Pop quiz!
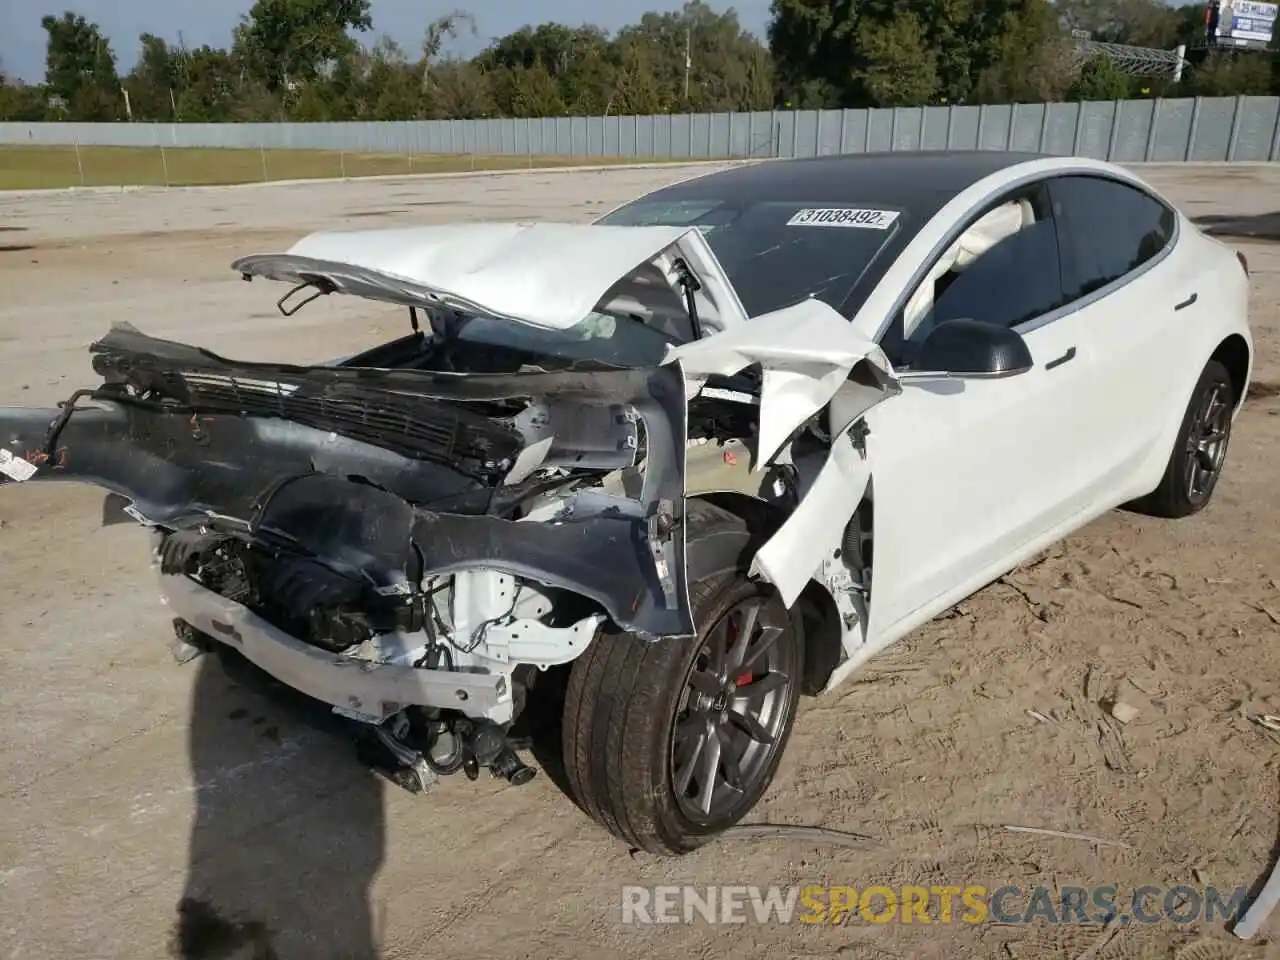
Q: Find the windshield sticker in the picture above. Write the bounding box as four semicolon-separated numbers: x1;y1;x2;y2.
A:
787;208;900;229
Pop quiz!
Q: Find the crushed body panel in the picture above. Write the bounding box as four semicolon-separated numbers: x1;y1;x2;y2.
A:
1;325;692;639
0;226;905;732
667;299;898;618
667;298;900;469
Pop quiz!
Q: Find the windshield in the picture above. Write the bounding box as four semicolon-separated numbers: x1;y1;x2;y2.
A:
597;197;902;318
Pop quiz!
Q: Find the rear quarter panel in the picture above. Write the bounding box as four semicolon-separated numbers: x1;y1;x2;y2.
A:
1130;214;1253;493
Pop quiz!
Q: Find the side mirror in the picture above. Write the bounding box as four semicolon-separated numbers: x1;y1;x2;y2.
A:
908;318;1033;380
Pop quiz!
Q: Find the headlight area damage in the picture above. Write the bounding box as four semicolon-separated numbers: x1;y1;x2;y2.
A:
0;222;900;808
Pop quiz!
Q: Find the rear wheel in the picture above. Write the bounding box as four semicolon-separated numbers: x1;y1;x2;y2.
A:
562;503;802;854
1132;359;1234;518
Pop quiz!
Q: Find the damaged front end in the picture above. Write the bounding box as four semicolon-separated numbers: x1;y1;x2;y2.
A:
0;222;903;793
1;322;694;786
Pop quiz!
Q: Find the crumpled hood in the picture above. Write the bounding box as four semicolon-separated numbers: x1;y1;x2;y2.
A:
233;221;749;332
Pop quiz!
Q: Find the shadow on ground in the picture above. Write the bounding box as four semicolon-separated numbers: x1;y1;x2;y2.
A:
518;664;578;806
172;648;385;960
1193;211;1280;242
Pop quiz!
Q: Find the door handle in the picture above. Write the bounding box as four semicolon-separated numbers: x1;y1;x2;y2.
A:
1045;346;1076;371
1174;293;1198;311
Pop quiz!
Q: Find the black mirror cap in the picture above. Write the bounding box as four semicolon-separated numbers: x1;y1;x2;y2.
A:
915;318;1034;378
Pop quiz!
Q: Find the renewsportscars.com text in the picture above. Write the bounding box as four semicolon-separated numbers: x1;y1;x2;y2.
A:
620;884;1248;926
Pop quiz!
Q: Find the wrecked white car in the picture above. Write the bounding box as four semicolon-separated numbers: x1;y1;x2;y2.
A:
0;152;1253;854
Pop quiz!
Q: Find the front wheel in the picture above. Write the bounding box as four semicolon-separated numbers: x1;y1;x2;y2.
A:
1131;358;1235;519
562;505;802;855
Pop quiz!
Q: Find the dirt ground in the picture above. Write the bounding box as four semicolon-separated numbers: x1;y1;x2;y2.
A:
0;161;1278;960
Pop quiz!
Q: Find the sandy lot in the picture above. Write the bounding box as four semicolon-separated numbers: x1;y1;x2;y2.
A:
0;161;1278;960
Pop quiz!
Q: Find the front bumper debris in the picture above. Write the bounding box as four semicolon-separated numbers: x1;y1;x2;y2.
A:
158;569;517;723
1;324;693;639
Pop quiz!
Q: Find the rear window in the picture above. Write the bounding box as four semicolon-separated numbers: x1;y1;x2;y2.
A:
1048;175;1177;300
597;198;902;318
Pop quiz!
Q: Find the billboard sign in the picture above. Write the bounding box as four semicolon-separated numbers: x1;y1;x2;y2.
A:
1209;0;1278;49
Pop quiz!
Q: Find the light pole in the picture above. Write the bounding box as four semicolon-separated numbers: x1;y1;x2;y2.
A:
683;25;691;100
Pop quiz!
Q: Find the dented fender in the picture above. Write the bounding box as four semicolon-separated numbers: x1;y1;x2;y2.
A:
670;298;898;617
669;298;899;468
751;436;871;609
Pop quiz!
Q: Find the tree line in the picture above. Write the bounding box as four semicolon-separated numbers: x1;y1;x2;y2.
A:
0;0;1276;124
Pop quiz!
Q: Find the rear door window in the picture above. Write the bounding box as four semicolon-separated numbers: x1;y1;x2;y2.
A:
1048;175;1176;302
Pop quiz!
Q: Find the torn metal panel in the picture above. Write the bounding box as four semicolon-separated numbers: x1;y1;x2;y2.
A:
410;502;688;638
249;474;690;637
508;400;640;483
664;300;897;633
826;357;904;436
668;298;898;467
750;434;871;610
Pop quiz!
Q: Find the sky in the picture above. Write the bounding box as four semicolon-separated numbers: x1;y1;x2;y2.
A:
0;0;774;82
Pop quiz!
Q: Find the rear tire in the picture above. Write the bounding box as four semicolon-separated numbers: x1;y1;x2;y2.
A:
1131;359;1234;519
562;502;802;855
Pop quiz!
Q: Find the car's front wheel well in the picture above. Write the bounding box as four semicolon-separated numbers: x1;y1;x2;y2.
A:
1212;334;1251;408
689;491;863;695
795;581;843;695
691;491;786;545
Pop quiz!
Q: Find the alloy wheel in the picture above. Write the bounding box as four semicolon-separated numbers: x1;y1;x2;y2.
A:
1185;381;1231;503
670;594;794;823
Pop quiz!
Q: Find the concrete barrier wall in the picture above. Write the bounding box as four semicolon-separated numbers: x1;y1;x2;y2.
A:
2;96;1279;161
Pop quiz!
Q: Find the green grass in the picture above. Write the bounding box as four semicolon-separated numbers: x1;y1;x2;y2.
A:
0;145;680;191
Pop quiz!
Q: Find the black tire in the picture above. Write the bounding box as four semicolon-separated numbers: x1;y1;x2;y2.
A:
562;501;802;855
1131;358;1235;519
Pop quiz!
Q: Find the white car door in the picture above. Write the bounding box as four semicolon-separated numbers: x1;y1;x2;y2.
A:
860;186;1102;644
1045;175;1191;501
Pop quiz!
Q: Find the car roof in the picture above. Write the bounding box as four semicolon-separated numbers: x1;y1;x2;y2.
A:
604;150;1104;328
646;150;1052;207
